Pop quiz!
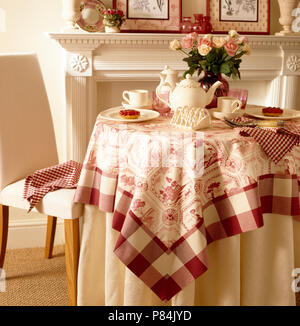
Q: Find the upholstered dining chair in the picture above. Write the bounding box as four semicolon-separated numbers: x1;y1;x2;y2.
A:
0;53;83;306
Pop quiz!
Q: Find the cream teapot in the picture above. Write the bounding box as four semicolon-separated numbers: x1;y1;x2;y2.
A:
156;74;222;111
156;65;180;93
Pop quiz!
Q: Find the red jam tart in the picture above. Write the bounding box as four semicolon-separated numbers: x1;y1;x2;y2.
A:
262;107;283;117
119;109;141;119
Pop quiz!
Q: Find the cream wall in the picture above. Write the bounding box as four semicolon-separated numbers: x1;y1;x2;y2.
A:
0;0;294;248
0;0;65;161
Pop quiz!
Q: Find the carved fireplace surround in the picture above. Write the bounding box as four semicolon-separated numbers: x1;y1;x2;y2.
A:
47;31;300;163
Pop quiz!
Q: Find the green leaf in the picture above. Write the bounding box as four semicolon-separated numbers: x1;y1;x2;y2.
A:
234;51;246;59
221;52;228;61
224;55;234;62
211;64;219;75
220;62;231;75
205;51;216;63
231;67;239;79
183;67;196;78
231;72;238;80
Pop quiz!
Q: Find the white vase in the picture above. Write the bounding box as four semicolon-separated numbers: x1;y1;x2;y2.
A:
105;25;120;33
62;0;81;31
276;0;299;35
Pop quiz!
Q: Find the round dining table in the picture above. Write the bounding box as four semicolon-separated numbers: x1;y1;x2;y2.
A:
74;107;300;306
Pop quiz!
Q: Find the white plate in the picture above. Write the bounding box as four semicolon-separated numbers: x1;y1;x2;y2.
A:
212;110;244;120
99;106;160;123
122;101;153;110
244;106;300;120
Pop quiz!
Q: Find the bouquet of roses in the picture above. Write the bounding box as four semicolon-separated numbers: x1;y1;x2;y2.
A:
102;8;126;28
169;30;251;79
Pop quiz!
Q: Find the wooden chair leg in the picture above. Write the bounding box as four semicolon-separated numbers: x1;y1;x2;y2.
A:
64;219;80;306
0;205;9;269
45;216;57;259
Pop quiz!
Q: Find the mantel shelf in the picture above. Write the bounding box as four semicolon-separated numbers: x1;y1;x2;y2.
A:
47;32;300;50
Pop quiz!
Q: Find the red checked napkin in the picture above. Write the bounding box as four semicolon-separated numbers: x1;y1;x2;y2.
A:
239;121;300;164
23;160;82;212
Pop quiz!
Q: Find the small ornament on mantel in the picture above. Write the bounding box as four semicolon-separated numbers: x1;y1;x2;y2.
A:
102;8;125;33
276;0;300;36
62;0;81;31
292;6;300;33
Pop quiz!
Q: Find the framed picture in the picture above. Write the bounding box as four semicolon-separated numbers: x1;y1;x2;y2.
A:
210;0;270;34
113;0;182;32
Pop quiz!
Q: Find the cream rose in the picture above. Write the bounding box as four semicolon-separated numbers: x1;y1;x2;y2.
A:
228;30;239;38
169;39;182;51
198;44;212;56
242;43;251;55
213;37;226;48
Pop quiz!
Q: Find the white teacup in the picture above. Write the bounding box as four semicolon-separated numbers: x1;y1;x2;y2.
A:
194;108;211;130
122;89;149;106
217;96;242;113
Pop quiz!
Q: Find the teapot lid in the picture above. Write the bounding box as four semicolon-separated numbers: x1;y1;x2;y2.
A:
161;65;178;75
177;74;200;88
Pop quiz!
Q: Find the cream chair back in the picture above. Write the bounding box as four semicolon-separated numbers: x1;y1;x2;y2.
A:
0;53;58;191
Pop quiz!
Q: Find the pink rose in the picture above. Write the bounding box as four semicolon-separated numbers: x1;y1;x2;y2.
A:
117;10;123;16
237;36;248;44
224;37;238;56
198;37;213;48
181;33;197;49
188;32;198;42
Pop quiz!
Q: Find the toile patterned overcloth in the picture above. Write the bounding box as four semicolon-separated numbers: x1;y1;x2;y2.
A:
24;160;82;212
74;115;300;301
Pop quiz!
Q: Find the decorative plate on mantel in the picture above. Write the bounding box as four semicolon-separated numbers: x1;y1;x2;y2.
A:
77;0;106;33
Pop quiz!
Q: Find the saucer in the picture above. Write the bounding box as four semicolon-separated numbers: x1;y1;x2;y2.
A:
122;101;153;110
211;109;244;120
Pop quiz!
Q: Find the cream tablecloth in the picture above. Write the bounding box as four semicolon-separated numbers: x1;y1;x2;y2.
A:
75;114;300;305
78;208;300;306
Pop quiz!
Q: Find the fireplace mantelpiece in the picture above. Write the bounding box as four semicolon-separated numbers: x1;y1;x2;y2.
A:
47;32;300;162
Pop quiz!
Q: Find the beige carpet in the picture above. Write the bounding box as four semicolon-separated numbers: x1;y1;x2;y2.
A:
0;246;68;306
0;246;299;306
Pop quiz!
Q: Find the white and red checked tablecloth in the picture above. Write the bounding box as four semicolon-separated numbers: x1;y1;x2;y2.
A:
239;120;300;164
74;114;300;301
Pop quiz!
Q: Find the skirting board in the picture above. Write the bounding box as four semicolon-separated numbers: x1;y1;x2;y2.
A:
7;217;65;249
